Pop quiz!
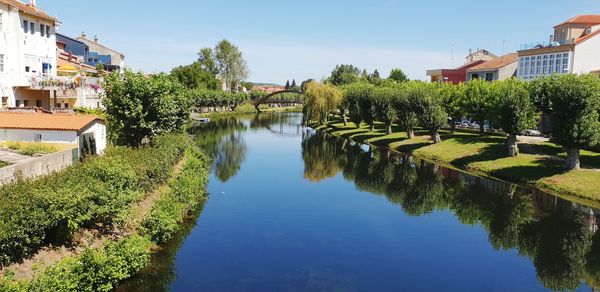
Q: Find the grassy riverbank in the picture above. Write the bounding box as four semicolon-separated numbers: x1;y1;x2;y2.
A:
315;119;600;201
0;134;212;291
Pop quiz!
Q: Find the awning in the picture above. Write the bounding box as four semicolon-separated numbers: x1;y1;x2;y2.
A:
58;65;78;73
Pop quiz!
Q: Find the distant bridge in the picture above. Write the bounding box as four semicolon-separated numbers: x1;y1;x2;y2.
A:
254;90;303;112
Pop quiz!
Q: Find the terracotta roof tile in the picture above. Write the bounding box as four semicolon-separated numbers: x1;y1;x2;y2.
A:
0;112;103;132
0;0;57;22
555;15;600;27
467;53;518;71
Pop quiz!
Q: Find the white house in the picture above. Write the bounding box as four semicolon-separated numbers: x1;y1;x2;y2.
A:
517;15;600;80
0;0;59;109
0;111;106;155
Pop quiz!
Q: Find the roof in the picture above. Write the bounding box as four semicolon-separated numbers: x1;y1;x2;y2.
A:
0;112;103;132
0;0;57;22
426;60;486;76
468;53;518;71
576;29;600;45
77;36;125;58
555;15;600;27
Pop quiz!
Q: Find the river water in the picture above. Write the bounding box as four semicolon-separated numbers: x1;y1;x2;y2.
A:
119;112;600;291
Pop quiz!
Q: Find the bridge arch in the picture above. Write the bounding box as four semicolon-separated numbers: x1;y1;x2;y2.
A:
254;90;303;112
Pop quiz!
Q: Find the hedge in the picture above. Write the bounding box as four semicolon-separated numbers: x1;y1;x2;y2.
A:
0;134;191;266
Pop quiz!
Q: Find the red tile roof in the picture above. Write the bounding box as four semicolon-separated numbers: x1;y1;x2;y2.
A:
555;15;600;27
0;112;103;132
0;0;57;22
467;53;518;71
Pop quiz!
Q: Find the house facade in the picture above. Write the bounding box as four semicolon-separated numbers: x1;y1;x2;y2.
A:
517;15;600;80
0;0;58;109
466;53;518;81
426;49;497;84
76;33;125;72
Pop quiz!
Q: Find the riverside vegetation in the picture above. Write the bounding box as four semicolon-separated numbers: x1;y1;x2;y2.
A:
303;73;600;201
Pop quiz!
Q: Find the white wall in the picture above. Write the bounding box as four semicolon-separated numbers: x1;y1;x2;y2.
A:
572;36;600;74
0;128;77;144
81;122;106;154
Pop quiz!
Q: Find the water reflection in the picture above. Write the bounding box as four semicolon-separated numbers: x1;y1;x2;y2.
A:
301;130;600;290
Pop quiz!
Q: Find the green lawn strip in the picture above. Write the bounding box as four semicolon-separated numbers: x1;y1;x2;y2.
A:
467;154;566;183
519;141;600;168
539;170;600;201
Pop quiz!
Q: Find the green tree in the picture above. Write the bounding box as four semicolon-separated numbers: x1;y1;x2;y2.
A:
285;80;291;90
303;82;343;124
494;79;537;157
464;79;496;135
414;83;447;143
170;62;219;90
103;71;192;147
343;83;373;128
388;68;409;83
439;82;466;133
371;87;396;134
547;74;600;169
291;79;298;90
393;82;420;139
198;39;249;92
327;64;362;86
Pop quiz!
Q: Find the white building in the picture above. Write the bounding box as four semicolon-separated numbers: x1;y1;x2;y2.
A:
0;111;106;155
517;15;600;80
0;0;59;109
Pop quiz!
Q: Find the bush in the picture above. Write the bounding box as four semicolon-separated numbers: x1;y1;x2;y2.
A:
0;134;191;266
143;147;211;244
27;235;152;292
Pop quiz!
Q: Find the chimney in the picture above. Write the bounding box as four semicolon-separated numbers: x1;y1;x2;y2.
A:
81;31;87;38
30;0;36;7
94;35;99;43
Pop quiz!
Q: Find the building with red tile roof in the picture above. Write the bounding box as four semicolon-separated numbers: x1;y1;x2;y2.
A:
426;49;497;84
466;53;518;81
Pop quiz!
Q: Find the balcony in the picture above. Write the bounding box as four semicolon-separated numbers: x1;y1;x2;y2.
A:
28;75;102;92
519;39;575;51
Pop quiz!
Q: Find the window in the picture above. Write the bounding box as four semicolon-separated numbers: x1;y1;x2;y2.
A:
485;72;494;81
23;20;29;33
30;22;34;35
34;133;42;142
40;24;44;36
46;25;50;38
23;100;29;107
36;100;42;107
25;66;30;72
471;73;479;80
0;11;3;31
0;54;4;72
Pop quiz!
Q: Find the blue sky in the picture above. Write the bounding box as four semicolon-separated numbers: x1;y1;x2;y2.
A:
43;0;600;84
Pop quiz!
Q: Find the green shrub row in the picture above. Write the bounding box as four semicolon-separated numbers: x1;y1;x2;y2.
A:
0;235;152;292
0;134;191;266
143;147;211;244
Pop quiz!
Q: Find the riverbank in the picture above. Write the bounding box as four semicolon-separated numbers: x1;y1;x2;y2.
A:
196;101;302;117
314;119;600;202
0;135;212;291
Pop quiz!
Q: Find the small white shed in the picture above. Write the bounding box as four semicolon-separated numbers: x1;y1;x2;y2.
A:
0;112;106;156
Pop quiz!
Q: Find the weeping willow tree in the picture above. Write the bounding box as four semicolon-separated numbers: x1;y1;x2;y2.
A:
303;82;342;125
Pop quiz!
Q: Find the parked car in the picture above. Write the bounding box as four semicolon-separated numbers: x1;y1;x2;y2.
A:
523;129;541;136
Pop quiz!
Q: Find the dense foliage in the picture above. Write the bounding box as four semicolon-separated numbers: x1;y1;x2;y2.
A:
170;61;220;90
198;39;249;92
190;88;250;109
103;72;193;146
303;82;343;124
0;134;191;266
494;79;537;156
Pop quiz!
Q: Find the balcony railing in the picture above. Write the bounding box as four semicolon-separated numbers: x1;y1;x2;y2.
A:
28;74;102;91
519;39;576;51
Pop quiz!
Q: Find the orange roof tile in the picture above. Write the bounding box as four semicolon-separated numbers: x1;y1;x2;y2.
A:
467;53;518;71
555;15;600;27
0;112;103;132
0;0;57;22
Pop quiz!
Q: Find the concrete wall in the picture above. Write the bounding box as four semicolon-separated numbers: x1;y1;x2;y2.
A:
0;148;77;185
498;62;518;80
81;123;107;154
0;128;78;144
572;35;600;74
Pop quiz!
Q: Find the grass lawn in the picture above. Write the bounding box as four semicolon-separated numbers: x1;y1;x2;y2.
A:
316;118;600;202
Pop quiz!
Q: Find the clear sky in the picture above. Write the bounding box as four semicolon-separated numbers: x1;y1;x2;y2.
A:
43;0;600;84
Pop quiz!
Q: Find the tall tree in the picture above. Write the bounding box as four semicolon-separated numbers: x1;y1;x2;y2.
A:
464;79;496;135
439;82;466;133
494;79;537;157
285;80;291;90
291;79;298;90
327;64;362;86
393;83;419;139
388;68;409;83
170;62;219;90
413;83;447;143
198;39;249;92
547;74;600;169
371;87;396;134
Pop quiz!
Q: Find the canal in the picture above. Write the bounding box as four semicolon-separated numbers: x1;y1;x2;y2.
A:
119;112;600;291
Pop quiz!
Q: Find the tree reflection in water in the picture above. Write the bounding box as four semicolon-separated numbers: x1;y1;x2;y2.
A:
301;130;600;290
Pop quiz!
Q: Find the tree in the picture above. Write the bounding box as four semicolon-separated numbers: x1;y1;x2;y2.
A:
414;83;447;143
494;79;537;157
285;80;291;90
529;76;555;134
371;87;396;134
303;82;342;124
393;82;420;139
170;62;220;90
291;79;298;90
198;39;249;92
388;68;409;83
327;64;362;86
103;71;192;147
547;74;600;169
464;79;496;135
439;82;466;133
343;83;373;128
